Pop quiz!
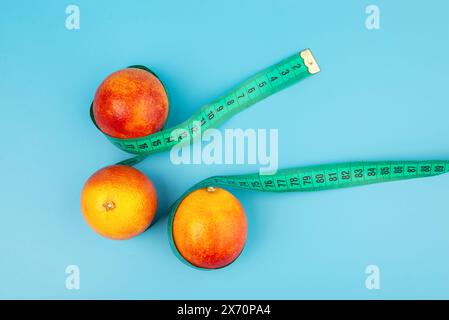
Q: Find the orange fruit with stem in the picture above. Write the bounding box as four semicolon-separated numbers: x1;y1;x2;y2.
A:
172;187;247;269
81;165;157;240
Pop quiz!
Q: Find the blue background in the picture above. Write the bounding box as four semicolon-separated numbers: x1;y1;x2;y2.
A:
1;0;448;299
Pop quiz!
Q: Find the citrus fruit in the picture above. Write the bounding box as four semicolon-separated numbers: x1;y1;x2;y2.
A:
93;67;169;139
81;165;157;240
172;187;247;269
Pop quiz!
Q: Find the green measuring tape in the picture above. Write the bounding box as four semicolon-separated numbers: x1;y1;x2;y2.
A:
90;48;448;270
167;160;449;269
91;49;320;166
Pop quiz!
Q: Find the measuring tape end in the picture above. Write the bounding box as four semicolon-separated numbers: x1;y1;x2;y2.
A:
300;49;320;74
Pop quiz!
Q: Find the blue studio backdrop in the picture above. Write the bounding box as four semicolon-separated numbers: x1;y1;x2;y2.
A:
0;0;448;299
